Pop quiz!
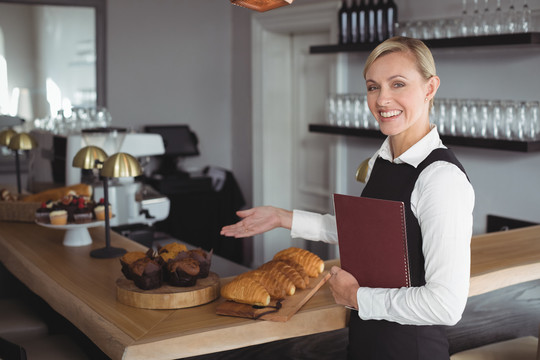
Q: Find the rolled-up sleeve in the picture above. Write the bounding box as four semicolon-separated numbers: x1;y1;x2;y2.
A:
291;210;338;245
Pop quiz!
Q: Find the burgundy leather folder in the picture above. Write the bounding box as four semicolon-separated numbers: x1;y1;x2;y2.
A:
333;193;411;288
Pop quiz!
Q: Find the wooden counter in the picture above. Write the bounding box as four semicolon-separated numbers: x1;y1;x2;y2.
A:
0;222;539;359
0;223;347;360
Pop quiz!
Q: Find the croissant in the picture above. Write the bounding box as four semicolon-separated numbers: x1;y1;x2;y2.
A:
259;260;306;290
221;277;270;306
238;270;286;300
277;258;310;286
273;247;324;278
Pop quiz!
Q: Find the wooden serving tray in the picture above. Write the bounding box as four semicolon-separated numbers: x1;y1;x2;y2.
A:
116;272;220;309
216;271;331;322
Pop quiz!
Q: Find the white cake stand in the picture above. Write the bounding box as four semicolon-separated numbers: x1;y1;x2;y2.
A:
36;220;105;247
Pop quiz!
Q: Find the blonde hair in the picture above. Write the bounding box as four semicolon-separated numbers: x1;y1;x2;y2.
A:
363;36;437;109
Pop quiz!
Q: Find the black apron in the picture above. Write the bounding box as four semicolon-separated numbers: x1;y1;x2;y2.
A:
347;148;468;360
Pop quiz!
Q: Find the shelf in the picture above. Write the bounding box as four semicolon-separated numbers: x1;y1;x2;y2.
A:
309;124;540;152
309;32;540;54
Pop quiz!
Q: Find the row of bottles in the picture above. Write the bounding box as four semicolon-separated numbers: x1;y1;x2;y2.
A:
338;0;398;45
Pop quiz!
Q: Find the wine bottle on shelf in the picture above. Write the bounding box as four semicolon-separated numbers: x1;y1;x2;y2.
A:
366;0;376;43
338;0;350;44
350;0;359;43
386;0;398;38
358;0;368;43
376;0;387;42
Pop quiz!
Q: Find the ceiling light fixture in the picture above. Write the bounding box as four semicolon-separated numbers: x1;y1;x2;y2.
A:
230;0;294;12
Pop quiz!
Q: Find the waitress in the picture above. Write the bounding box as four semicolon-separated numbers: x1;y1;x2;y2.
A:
221;36;475;359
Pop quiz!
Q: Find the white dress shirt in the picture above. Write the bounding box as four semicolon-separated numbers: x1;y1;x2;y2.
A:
290;126;475;326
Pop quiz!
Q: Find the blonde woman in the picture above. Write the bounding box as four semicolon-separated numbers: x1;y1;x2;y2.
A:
222;37;474;359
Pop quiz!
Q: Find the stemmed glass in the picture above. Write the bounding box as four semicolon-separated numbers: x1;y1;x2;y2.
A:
472;0;481;36
520;0;532;33
460;0;471;37
491;0;503;34
507;0;517;34
480;0;491;35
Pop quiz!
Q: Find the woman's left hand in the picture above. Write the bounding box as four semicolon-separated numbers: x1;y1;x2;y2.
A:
328;266;360;310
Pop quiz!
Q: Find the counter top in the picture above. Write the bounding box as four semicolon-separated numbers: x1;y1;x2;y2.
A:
0;222;539;359
0;223;346;360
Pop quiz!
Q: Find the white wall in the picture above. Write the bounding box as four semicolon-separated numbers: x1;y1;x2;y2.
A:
107;0;234;174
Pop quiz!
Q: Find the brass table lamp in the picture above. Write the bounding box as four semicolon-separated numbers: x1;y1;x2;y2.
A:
6;132;37;194
73;150;142;259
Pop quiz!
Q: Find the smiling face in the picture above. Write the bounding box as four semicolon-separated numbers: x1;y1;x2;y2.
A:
365;50;439;151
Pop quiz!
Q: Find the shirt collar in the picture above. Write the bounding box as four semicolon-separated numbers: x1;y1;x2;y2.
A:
375;125;444;168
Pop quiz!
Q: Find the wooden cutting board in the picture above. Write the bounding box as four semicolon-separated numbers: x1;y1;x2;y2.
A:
116;272;220;309
215;271;331;322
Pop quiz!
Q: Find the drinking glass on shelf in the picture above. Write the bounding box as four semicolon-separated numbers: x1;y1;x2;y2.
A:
502;100;516;140
478;100;490;138
460;0;472;37
468;100;480;137
506;0;518;34
514;101;527;140
491;0;504;34
520;0;532;33
458;99;469;136
448;99;459;136
490;100;503;139
352;95;362;128
471;0;482;36
480;0;492;35
525;101;540;140
326;94;337;125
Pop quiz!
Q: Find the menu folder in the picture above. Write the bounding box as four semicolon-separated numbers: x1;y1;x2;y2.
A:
333;194;411;288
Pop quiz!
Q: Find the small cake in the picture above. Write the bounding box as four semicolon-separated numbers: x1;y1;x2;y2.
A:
166;257;200;287
120;250;162;290
94;203;112;221
188;248;213;278
49;210;68;225
35;202;52;224
73;198;92;224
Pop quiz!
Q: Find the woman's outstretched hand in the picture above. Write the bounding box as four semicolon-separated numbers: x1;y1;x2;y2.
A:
220;206;293;238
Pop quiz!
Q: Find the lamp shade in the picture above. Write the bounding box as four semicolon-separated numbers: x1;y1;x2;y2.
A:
0;129;17;147
100;152;142;178
230;0;293;12
8;132;37;151
72;146;108;169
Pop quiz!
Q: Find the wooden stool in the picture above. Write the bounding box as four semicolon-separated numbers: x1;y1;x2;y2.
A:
0;299;48;342
450;336;539;360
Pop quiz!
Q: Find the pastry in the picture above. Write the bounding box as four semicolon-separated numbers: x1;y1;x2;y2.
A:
35;202;52;224
166;257;200;287
188;248;213;278
94;200;112;221
273;247;324;278
120;250;162;290
49;210;67;225
237;270;286;300
73;198;92;224
21;183;92;203
259;260;306;290
221;277;270;307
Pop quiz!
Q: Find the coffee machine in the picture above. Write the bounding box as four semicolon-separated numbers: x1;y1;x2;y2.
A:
30;129;170;227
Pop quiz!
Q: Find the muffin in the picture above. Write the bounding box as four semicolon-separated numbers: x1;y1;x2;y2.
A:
49;210;68;225
120;250;162;290
188;248;213;279
166;257;200;287
94;204;112;221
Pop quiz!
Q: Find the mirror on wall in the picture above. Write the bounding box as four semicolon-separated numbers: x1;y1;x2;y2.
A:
0;0;106;174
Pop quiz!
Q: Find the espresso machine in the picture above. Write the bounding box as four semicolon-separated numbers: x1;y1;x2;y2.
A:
29;128;171;228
